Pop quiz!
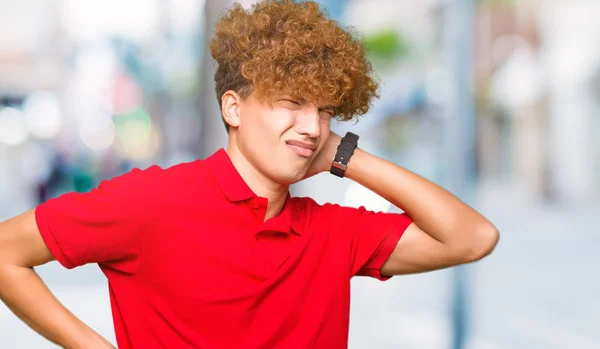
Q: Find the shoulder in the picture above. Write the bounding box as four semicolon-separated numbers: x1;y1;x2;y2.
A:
98;159;210;201
116;158;208;185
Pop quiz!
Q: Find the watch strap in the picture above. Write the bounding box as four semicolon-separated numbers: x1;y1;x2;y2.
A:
330;132;359;178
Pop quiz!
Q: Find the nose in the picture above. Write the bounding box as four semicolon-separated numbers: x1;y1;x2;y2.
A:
294;109;320;139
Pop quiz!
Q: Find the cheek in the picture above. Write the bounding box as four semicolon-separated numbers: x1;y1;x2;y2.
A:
244;112;275;137
320;119;331;137
265;111;296;138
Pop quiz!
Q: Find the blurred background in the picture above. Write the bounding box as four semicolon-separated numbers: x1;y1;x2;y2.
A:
0;0;598;348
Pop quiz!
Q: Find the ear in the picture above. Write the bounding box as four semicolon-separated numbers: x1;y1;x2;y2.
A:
221;90;242;129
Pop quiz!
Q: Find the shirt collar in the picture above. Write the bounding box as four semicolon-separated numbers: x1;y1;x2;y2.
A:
205;148;301;235
205;148;256;202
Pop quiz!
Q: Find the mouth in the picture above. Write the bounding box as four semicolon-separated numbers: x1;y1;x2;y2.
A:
286;140;316;158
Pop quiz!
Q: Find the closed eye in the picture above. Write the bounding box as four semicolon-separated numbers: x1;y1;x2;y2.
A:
280;99;300;105
319;108;335;118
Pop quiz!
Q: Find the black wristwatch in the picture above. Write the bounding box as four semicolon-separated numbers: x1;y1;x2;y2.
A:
330;132;359;178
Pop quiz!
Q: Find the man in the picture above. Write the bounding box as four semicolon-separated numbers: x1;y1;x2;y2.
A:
0;1;499;348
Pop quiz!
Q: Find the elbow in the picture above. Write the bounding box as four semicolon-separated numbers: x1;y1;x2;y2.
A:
463;223;500;263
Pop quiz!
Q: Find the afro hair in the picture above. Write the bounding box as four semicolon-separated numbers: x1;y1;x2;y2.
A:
210;0;380;130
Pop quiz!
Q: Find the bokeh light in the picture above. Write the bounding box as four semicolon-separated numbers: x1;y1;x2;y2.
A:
80;118;116;151
115;108;157;159
22;92;63;139
0;107;29;146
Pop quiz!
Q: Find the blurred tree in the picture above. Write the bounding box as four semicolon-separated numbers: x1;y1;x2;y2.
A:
363;28;411;68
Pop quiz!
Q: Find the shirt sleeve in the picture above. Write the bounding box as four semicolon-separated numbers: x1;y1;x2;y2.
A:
35;167;158;272
329;204;413;281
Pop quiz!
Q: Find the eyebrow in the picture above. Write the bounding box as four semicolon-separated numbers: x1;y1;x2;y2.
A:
280;96;334;111
318;105;335;112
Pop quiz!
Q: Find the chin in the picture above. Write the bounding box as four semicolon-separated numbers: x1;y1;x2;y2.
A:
272;168;307;186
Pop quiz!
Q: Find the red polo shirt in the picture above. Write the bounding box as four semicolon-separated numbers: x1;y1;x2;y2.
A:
35;149;412;348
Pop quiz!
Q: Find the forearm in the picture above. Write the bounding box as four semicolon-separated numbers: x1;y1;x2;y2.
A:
0;265;113;349
345;148;495;244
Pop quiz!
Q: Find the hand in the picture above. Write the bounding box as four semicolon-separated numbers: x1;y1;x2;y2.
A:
303;132;341;179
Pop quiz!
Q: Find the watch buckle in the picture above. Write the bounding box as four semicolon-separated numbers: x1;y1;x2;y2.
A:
331;161;347;171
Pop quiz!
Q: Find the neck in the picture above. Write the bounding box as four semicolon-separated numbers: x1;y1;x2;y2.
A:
226;144;289;220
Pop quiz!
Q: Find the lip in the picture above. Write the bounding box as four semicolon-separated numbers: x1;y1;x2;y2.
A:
286;140;316;157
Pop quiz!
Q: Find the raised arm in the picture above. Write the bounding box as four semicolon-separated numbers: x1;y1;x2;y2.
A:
345;146;499;275
0;210;115;348
308;132;499;276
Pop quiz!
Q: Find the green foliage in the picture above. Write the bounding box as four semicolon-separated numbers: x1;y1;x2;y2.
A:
363;28;410;62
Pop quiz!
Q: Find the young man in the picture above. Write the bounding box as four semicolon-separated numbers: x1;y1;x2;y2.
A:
0;1;498;348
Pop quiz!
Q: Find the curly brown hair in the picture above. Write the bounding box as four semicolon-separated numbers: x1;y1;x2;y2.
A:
210;0;379;131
